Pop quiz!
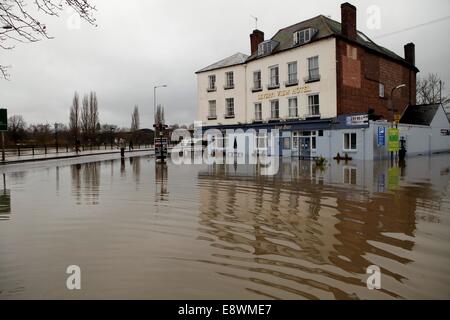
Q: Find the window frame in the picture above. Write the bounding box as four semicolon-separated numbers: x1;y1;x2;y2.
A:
208;75;216;91
343;132;358;152
288;97;298;118
308;56;320;80
294;28;311;45
269;65;279;88
270;99;280;119
254;102;262;121
253;70;262;90
307;94;320;116
208;100;217;119
225;98;235;118
225;72;234;89
287;61;298;84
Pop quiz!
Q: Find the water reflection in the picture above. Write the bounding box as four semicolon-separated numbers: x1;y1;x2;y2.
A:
196;157;450;299
71;162;101;205
155;163;168;201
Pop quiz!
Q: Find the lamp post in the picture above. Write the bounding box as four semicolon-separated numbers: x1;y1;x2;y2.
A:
154;85;167;123
389;84;406;162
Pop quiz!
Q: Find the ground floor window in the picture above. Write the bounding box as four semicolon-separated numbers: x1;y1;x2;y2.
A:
343;166;357;184
343;132;357;151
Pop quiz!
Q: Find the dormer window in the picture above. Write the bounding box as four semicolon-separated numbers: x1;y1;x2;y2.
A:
294;28;315;45
258;41;272;56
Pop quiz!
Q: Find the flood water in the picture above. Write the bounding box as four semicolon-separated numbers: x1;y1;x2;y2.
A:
0;153;449;299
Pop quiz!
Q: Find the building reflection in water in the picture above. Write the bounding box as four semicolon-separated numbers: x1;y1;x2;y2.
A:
196;156;450;299
71;162;101;205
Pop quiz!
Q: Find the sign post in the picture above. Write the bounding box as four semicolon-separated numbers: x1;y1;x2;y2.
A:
388;128;400;153
0;109;7;162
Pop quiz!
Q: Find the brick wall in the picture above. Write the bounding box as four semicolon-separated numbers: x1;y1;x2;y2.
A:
336;38;417;121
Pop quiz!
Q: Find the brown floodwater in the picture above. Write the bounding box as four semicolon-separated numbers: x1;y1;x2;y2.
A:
0;153;449;299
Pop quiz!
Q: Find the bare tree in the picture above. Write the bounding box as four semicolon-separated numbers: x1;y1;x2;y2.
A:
155;104;165;125
80;94;89;142
89;91;99;140
69;91;80;142
0;0;96;79
416;73;450;111
7;114;26;144
131;105;140;132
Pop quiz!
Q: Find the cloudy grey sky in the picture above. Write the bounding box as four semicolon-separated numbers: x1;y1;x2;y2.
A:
1;0;449;129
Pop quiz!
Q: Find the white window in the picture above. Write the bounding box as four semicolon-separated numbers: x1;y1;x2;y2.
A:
294;28;312;45
271;100;279;119
379;83;385;98
258;41;272;56
208;75;216;91
254;103;262;121
208;100;216;119
253;71;261;90
343;133;357;151
343;166;357;184
308;94;320;116
308;56;319;80
287;62;298;84
269;66;279;87
288;97;298;118
225;98;234;117
225;72;234;88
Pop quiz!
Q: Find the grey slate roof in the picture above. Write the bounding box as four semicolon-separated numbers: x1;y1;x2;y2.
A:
400;104;440;126
196;52;249;74
196;15;418;74
247;15;418;71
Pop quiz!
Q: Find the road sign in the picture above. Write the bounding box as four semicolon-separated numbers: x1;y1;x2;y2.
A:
0;109;7;131
377;127;386;147
388;128;400;152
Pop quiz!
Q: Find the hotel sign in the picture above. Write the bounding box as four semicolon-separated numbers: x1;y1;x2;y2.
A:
346;114;368;126
257;85;311;101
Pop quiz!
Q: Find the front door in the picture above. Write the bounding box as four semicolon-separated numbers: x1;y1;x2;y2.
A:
299;137;311;159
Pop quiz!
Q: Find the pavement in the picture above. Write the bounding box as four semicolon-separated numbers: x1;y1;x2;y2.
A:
0;148;155;165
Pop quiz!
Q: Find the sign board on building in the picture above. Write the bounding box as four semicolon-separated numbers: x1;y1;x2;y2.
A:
388;128;400;152
0;109;7;131
377;127;386;147
346;114;369;126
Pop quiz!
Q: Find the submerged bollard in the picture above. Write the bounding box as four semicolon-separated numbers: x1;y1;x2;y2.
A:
120;147;125;158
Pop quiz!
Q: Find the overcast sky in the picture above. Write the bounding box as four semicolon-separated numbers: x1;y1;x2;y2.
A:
1;0;449;129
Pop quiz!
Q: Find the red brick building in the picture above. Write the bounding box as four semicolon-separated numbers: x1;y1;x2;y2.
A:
336;3;418;120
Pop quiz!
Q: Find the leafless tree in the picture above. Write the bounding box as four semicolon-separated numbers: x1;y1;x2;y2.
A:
416;73;450;111
131;105;140;132
80;94;89;142
89;91;99;139
0;0;96;79
155;104;165;125
7;114;26;143
69;91;80;141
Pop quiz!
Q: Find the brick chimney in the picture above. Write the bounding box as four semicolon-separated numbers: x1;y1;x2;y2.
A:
250;29;264;55
341;2;357;40
404;43;415;65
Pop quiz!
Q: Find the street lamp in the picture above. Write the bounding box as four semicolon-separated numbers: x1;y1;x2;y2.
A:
390;84;406;126
389;84;406;163
153;85;167;124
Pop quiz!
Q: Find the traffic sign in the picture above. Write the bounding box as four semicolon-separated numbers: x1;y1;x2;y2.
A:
0;109;7;131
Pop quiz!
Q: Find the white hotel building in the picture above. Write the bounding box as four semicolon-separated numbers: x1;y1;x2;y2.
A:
195;3;449;159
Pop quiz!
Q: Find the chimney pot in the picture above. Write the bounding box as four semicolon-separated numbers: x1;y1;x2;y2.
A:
250;29;264;55
404;43;415;66
341;2;357;40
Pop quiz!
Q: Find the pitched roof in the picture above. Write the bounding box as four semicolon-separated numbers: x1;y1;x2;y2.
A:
400;104;440;126
196;52;248;74
246;15;418;72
